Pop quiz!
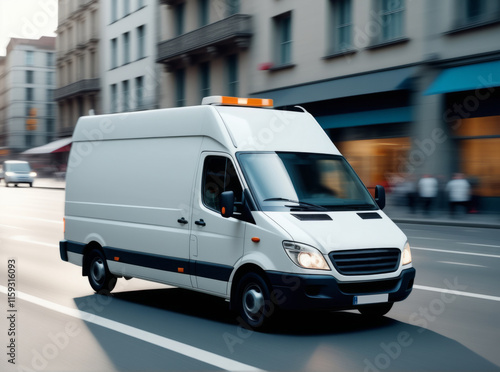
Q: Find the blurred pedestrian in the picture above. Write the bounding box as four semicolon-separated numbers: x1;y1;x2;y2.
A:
406;175;418;213
418;174;438;214
446;173;471;217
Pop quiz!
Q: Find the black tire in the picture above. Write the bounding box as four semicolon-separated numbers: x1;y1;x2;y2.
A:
29;183;33;187
236;272;276;330
87;249;117;293
5;182;8;187
358;302;393;317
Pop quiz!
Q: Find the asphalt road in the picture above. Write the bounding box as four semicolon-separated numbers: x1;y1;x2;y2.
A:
1;186;499;371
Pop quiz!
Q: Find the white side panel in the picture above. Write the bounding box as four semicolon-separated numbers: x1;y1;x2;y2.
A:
65;136;203;287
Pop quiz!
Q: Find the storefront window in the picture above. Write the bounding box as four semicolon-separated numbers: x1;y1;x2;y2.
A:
454;116;500;197
336;137;411;189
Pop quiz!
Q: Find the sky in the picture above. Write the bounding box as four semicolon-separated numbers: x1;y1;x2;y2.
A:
0;0;58;56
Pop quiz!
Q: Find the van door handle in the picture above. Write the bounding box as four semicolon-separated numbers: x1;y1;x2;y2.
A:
177;217;188;225
195;219;206;227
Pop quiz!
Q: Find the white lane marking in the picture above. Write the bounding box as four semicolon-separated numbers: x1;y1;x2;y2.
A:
0;286;262;372
437;261;486;268
10;236;59;248
9;215;62;224
414;285;500;302
412;246;500;259
458;242;500;249
0;224;24;230
408;236;449;241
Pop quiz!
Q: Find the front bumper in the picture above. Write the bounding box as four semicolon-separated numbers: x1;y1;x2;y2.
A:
267;267;415;310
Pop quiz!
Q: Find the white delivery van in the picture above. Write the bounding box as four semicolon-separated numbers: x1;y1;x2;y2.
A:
60;96;415;329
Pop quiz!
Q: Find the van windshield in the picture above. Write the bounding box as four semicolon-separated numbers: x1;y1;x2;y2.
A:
238;152;378;211
5;162;31;172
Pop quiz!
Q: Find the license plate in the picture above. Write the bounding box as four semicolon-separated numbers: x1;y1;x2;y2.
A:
353;293;388;305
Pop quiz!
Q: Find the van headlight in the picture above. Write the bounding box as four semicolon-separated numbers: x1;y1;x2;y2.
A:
30;172;37;177
5;172;14;177
402;242;412;265
283;241;330;270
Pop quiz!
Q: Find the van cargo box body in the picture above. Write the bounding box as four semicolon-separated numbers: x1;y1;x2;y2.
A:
60;97;415;329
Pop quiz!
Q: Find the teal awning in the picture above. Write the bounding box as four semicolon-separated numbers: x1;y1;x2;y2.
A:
316;107;412;129
251;67;416;107
424;60;500;95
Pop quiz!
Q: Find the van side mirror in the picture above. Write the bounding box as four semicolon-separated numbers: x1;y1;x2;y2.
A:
375;185;386;210
220;191;234;218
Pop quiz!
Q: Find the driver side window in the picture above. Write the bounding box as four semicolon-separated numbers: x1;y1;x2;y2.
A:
202;156;243;212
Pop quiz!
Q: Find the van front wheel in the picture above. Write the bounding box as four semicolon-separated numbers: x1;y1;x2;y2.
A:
236;272;275;331
87;249;117;294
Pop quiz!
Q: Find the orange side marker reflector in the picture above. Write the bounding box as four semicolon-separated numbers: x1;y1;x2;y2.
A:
178;267;185;273
251;237;261;243
114;257;120;261
222;207;226;215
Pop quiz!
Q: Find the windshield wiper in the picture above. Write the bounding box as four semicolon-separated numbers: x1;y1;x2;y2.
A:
263;198;328;211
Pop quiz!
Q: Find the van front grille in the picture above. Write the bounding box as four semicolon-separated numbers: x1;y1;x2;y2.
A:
329;248;400;275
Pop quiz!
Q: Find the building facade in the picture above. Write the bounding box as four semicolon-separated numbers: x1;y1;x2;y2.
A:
55;0;100;138
101;0;160;114
157;0;500;209
157;0;250;107
0;37;56;153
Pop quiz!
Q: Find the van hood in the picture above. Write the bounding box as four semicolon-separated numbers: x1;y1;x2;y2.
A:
264;210;407;253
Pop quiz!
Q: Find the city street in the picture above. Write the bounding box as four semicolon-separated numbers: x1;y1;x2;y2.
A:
1;186;499;371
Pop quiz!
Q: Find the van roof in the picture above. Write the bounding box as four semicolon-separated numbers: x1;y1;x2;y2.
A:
72;105;339;155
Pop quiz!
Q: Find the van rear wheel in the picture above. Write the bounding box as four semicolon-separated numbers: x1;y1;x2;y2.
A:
87;249;117;294
236;272;275;331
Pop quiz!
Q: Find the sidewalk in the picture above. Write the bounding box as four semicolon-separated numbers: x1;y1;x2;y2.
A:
33;177;500;229
33;176;66;190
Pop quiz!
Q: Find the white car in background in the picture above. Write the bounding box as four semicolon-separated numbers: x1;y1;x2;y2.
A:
0;160;37;187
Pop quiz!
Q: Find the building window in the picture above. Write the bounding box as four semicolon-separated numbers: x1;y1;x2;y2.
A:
456;0;500;27
46;52;54;66
274;12;292;66
26;51;34;66
123;32;130;64
46;71;54;85
329;0;352;53
199;0;209;26
137;25;145;59
378;0;405;42
226;55;238;96
67;61;73;83
90;51;97;77
111;38;118;68
135;76;144;109
227;0;240;16
46;118;54;142
111;0;118;21
175;69;185;107
111;84;118;113
47;89;54;101
124;0;130;17
200;62;210;101
46;103;54;117
78;54;85;80
26;87;34;101
26;71;34;84
175;3;185;36
122;80;130;111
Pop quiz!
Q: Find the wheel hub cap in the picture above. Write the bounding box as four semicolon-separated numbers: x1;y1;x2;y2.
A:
91;258;105;284
244;287;264;318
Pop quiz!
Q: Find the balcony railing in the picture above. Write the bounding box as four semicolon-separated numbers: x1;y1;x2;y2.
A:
54;78;100;101
157;14;252;68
